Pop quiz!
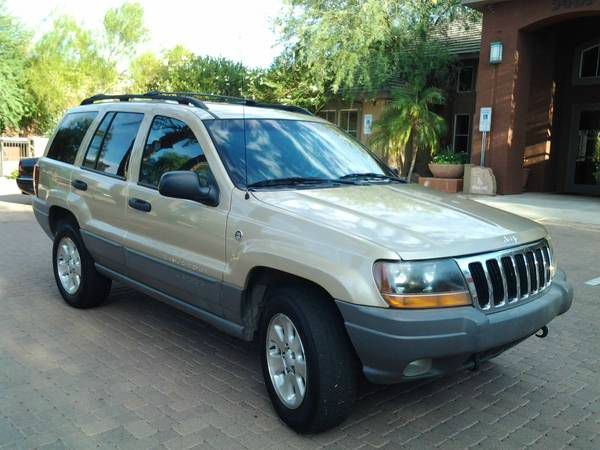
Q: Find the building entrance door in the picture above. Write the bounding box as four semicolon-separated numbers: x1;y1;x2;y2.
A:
567;106;600;194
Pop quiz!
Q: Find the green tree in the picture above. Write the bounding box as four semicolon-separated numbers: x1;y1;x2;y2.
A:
23;16;116;133
130;46;249;97
370;84;447;182
24;3;148;133
246;50;329;111
277;0;478;95
103;1;147;63
0;1;30;134
129;51;163;92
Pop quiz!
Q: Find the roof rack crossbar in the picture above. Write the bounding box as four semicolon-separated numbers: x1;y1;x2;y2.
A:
147;91;314;117
147;91;247;104
80;93;218;118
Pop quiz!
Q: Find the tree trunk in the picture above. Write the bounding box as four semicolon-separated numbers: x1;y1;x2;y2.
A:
407;134;418;184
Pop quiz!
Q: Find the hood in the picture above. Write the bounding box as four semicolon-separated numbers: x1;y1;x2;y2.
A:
252;184;547;260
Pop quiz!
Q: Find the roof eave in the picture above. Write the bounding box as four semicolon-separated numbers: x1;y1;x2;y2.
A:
462;0;512;10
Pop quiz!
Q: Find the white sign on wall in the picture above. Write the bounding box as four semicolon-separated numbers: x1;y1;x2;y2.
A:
479;107;492;132
363;114;373;135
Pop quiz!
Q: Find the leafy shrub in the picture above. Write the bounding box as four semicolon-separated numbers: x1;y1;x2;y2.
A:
431;149;467;165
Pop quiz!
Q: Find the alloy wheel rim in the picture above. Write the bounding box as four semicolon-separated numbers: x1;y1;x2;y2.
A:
266;313;307;409
56;237;82;295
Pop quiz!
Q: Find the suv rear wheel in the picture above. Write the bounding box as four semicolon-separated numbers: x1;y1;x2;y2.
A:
259;284;358;433
52;221;111;308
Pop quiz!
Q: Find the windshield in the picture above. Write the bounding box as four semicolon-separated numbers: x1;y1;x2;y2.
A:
203;119;395;188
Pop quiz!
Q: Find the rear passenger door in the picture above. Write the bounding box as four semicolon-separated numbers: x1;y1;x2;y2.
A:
39;111;98;208
123;113;228;315
70;111;145;272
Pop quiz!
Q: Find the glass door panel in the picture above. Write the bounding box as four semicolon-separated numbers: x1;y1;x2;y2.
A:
568;107;600;194
574;110;600;186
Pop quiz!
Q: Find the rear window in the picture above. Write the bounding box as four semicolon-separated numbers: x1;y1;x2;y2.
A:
47;112;98;164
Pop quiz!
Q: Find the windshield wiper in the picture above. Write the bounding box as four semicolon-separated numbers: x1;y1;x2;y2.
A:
339;173;406;183
247;177;357;189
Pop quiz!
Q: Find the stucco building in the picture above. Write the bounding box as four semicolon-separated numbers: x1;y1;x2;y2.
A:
321;0;600;195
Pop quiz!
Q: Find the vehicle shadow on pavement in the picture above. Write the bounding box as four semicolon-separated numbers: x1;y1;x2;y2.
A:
0;193;33;206
102;283;506;439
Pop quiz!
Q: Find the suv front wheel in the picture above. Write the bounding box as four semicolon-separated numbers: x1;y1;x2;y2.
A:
259;284;358;433
52;221;111;308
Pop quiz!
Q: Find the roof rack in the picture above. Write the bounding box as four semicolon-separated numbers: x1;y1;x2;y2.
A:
80;92;314;118
80;93;219;118
148;91;314;117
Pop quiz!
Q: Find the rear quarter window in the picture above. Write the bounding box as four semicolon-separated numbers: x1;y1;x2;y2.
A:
46;112;98;164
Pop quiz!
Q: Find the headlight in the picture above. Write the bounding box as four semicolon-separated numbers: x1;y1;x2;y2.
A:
373;260;472;309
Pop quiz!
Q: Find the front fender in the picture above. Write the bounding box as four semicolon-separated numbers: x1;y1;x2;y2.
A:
224;190;395;308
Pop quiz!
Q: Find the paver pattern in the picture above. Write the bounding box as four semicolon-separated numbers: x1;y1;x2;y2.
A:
0;193;599;449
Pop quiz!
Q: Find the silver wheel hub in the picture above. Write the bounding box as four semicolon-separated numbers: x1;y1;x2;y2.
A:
266;313;307;409
56;237;81;295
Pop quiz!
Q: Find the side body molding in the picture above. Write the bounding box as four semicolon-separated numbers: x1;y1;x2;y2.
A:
81;229;248;339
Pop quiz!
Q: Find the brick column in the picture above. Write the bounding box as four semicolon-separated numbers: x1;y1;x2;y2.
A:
472;20;533;194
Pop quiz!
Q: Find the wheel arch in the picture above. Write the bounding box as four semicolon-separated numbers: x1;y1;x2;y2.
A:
240;266;342;341
49;206;79;236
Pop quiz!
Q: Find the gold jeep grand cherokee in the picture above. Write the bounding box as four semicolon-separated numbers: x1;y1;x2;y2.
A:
32;92;573;433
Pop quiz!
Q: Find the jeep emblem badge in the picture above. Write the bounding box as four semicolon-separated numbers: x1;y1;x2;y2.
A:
503;234;518;245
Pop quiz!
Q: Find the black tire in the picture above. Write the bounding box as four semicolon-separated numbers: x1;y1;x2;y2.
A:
52;221;111;308
259;284;358;434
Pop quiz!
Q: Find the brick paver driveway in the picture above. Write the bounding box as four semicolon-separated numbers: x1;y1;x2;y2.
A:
1;191;599;449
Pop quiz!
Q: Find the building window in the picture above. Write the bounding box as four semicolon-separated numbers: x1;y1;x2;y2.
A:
339;110;359;138
317;110;337;124
453;114;470;153
457;67;474;93
580;44;600;79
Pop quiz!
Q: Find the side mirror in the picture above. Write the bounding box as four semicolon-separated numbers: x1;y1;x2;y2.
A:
158;171;219;207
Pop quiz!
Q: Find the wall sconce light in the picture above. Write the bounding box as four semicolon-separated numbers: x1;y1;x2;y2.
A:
490;41;503;64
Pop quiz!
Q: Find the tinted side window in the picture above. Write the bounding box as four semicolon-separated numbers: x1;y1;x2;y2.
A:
84;112;115;169
47;112;98;164
94;112;144;177
140;116;210;188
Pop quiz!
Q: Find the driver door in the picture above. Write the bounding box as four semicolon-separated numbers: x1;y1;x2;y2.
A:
123;112;229;315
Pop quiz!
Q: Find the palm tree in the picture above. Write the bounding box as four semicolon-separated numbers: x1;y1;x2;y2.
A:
370;84;447;182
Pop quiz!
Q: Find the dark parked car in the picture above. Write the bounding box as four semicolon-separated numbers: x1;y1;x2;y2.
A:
16;157;38;195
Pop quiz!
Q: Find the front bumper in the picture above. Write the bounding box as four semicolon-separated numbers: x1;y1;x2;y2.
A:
336;270;573;384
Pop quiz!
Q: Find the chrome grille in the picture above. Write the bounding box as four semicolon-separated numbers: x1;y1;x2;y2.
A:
456;241;553;312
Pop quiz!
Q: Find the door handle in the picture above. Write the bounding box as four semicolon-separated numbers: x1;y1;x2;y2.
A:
71;179;88;191
128;198;152;212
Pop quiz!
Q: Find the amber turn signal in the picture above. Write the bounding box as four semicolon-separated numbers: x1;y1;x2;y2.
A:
383;292;472;309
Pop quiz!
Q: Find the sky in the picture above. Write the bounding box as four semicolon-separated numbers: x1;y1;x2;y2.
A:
5;0;285;68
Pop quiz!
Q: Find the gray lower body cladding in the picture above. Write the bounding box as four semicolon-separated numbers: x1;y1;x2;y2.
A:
31;200;248;340
32;197;52;238
336;270;573;384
